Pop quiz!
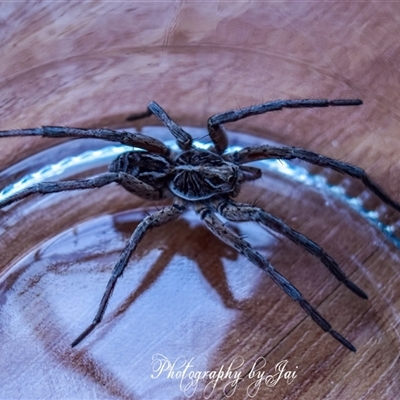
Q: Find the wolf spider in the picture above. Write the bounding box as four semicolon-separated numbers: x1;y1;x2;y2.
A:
1;98;399;352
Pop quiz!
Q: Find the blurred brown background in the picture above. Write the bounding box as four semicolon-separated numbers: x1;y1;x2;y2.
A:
0;2;399;399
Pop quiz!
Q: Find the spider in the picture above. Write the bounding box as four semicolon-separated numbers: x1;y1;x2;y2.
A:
1;98;399;352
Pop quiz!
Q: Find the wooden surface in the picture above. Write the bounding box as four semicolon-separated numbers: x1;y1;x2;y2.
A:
0;2;399;399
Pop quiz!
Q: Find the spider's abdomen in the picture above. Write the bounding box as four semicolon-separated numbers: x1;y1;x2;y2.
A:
170;149;242;201
109;151;172;188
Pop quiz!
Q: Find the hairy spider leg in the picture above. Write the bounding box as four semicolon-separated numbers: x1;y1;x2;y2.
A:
0;173;120;209
71;199;186;347
117;172;171;200
231;145;400;213
0;126;170;156
127;101;193;151
197;204;356;352
207;99;362;154
0;168;173;208
216;199;368;299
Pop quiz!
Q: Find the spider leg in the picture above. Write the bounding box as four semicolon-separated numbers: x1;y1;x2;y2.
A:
118;172;172;200
207;99;362;154
230;145;400;212
0;172;120;209
71;198;186;347
127;101;193;151
0;126;170;156
216;199;367;299
239;165;262;182
196;203;356;352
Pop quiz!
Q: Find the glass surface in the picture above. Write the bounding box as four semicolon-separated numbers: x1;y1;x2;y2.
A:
0;128;399;399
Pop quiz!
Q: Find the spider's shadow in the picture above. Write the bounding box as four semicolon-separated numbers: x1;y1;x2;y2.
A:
108;214;244;322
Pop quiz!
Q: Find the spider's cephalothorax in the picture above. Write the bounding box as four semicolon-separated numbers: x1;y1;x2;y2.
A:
170;149;245;200
1;98;399;352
